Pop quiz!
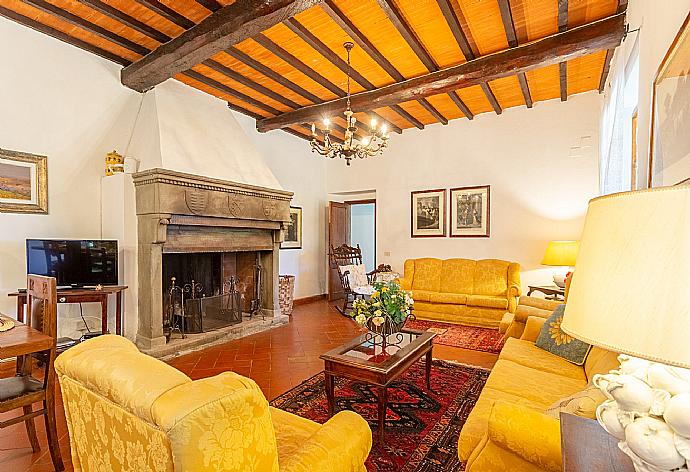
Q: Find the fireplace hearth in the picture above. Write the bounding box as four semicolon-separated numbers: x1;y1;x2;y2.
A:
132;168;293;354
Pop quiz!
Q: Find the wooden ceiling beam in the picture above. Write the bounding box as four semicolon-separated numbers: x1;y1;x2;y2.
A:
0;5;132;65
599;0;628;92
196;0;223;12
80;0;171;43
435;0;502;114
283;17;430;128
121;0;322;92
226;46;322;103
224;102;339;144
202;59;301;109
182;70;283;116
134;0;195;29
23;0;149;55
257;13;626;132
497;0;532;108
321;1;448;125
377;0;472;119
558;0;568;101
251;34;403;133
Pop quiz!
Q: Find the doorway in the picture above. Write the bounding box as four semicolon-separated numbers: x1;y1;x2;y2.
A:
348;200;376;271
327;196;377;301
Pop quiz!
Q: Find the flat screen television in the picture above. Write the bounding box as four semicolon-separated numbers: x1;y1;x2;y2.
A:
26;239;119;287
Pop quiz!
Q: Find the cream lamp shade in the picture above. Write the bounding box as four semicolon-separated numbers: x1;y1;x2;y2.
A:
541;240;580;266
561;186;690;369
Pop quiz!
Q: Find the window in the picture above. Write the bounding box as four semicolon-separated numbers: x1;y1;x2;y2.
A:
600;38;640;194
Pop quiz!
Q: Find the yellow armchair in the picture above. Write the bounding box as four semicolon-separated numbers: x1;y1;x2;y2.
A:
465;402;562;472
55;335;372;472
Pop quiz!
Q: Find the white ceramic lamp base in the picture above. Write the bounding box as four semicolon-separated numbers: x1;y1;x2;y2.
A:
594;355;690;472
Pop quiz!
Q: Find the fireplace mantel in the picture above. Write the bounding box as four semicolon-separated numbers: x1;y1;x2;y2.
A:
132;168;293;350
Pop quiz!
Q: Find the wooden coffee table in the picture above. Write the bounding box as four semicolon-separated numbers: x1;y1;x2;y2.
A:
320;328;436;444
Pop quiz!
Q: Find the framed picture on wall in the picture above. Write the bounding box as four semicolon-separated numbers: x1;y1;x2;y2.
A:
450;185;490;237
649;12;690;187
281;206;302;249
0;148;48;214
411;189;446;238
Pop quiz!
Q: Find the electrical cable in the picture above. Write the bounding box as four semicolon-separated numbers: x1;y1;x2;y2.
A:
79;302;92;333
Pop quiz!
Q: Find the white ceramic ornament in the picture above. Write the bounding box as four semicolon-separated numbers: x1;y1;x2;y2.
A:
648;364;690;396
594;373;656;413
596;400;626;440
619;355;653;380
663;393;690;437
624;417;686;470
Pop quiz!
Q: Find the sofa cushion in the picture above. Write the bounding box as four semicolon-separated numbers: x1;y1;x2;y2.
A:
458;386;548;461
473;259;509;296
544;385;607;420
467;295;509;310
410;290;435;302
535;305;591;366
270;407;320;459
411;258;443;292
499;338;586;382
429;292;468;304
440;258;476;294
484;360;586;404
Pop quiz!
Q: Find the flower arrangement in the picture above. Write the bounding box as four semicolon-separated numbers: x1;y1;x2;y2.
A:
351;281;414;335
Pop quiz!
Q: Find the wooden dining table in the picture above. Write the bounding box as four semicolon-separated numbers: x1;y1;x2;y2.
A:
0;317;55;361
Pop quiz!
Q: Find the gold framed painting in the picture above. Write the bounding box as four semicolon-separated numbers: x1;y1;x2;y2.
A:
281;206;302;249
0;148;48;214
450;185;490;238
649;12;690;187
411;189;446;238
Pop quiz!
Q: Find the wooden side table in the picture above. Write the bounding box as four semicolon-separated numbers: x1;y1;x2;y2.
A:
527;284;565;300
9;285;128;336
560;413;634;472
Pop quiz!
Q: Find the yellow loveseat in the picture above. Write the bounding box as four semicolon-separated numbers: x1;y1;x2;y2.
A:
458;316;620;472
398;258;521;328
55;335;372;472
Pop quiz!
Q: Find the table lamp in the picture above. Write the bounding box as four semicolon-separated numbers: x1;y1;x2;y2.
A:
541;240;579;288
561;186;690;472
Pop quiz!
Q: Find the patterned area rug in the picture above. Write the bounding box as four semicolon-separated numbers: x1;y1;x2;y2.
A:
404;320;505;354
270;360;489;472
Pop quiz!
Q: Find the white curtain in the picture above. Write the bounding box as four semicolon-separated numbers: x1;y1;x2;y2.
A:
599;39;640;195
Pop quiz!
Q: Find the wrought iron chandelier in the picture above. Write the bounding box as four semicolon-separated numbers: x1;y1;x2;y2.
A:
310;42;390;166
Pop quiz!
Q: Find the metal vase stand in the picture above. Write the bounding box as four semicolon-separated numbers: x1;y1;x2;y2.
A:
363;313;416;351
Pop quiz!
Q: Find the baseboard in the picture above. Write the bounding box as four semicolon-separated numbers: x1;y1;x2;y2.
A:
293;293;327;306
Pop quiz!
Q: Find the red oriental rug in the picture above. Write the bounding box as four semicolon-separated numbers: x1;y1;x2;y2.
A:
270;360;489;472
404;319;505;354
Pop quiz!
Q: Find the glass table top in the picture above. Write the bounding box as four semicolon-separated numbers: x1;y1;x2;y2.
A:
321;329;435;369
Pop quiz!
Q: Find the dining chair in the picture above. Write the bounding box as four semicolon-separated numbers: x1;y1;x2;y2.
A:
0;275;64;471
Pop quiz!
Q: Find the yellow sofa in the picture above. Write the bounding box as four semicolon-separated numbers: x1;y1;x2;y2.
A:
55;335;372;472
458;316;620;472
499;296;560;339
398;258;521;328
500;275;572;339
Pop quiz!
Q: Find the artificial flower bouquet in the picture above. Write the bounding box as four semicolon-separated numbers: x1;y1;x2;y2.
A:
351;281;414;335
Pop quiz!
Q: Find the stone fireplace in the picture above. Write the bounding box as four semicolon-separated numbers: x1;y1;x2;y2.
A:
132;168;293;352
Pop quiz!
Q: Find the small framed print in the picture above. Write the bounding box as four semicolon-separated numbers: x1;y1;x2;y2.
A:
0;148;48;214
281;206;302;249
450;185;490;238
411;189;446;238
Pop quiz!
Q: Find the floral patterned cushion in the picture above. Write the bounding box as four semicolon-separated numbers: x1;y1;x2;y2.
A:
535;304;592;365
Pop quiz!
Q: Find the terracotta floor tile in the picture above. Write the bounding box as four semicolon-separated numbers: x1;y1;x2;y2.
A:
1;300;498;471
